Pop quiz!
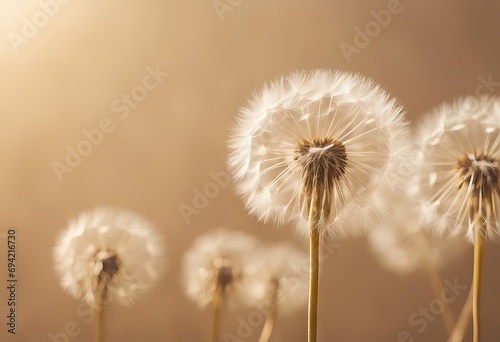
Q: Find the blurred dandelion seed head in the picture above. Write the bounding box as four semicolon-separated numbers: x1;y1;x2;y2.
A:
212;256;239;293
415;96;500;242
182;229;258;309
228;69;412;239
243;242;309;315
53;207;165;308
368;201;467;275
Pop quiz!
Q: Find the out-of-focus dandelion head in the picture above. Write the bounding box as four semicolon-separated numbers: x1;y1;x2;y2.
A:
367;201;467;275
414;96;500;243
53;207;165;308
182;228;258;309
228;69;412;239
244;242;309;315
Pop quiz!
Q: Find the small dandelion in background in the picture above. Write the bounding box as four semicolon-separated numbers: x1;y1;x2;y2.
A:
368;200;467;276
414;96;500;342
53;207;165;342
228;69;412;341
367;200;467;335
244;242;309;342
182;228;258;342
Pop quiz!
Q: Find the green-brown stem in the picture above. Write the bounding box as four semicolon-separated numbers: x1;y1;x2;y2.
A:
211;286;223;342
308;191;321;342
473;226;483;342
95;293;104;342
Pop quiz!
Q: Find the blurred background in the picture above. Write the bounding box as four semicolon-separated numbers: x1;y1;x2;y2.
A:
1;0;500;341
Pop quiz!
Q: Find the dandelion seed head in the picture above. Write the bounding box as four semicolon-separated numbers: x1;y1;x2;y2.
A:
368;201;466;275
415;96;500;242
243;242;308;315
228;69;412;239
182;229;258;309
53;207;165;308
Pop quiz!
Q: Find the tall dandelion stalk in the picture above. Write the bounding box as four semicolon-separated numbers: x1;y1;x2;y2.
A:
182;229;257;342
53;207;165;342
472;215;483;342
414;96;500;342
228;70;412;341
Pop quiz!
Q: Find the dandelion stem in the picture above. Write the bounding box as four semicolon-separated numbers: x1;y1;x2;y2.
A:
211;286;223;342
308;191;321;342
472;225;483;342
426;266;455;335
258;283;279;342
258;308;277;342
95;292;104;342
447;285;473;342
309;229;319;342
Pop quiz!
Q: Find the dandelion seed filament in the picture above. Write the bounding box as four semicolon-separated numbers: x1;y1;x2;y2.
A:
97;252;121;284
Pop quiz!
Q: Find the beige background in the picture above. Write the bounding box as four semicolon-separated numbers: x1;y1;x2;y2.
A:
1;0;500;341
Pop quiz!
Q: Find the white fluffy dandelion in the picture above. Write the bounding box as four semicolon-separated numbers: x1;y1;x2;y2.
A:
228;69;411;239
53;207;165;342
54;207;165;307
182;228;258;342
413;96;500;342
228;69;412;342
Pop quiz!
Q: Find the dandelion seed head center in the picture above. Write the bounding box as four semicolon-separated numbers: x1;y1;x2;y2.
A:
294;137;348;192
213;256;238;290
102;254;120;277
456;152;500;196
217;265;234;289
95;250;121;278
